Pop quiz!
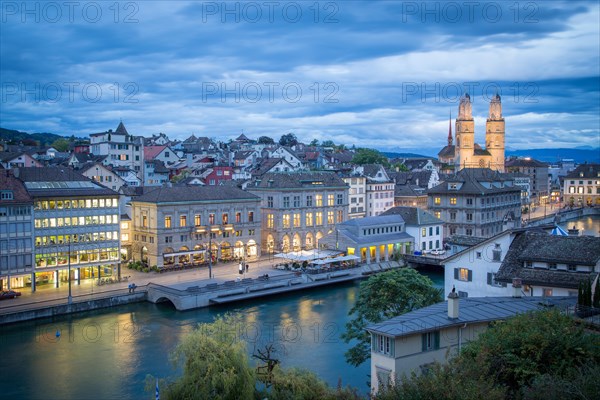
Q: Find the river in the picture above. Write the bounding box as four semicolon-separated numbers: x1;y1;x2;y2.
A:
559;214;600;236
0;270;443;399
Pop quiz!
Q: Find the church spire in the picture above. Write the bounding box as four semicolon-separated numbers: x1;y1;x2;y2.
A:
448;110;453;146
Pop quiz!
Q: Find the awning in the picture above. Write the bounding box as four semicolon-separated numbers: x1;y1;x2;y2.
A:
163;249;206;258
310;255;360;265
274;249;342;262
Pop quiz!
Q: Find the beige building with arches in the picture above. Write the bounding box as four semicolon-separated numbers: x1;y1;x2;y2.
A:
129;186;261;269
247;172;349;255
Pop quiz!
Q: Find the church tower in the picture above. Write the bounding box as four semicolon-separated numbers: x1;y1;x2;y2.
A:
485;93;505;171
455;93;475;170
447;111;453;146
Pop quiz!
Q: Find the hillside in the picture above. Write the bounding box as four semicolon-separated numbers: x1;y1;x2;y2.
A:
506;148;600;164
0;127;86;147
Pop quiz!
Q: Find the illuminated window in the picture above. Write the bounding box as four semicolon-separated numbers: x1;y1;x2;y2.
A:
456;267;471;282
164;216;171;228
327;211;334;224
293;213;301;228
328;194;334;206
195;214;201;226
305;213;313;226
315;212;323;226
283;214;290;228
337;210;343;223
267;214;274;228
209;214;215;225
180;215;187;227
422;228;426;237
316;195;323;207
434;197;441;205
222;213;228;224
450;197;457;205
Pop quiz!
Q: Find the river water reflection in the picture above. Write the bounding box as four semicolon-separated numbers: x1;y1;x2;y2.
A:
1;270;443;399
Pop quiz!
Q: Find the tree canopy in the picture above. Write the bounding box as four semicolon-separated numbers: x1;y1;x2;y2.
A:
342;268;442;367
258;136;275;145
51;138;70;152
351;148;389;166
150;313;362;400
154;313;255;400
279;133;298;147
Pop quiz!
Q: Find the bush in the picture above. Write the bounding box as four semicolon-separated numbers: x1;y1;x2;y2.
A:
142;267;150;273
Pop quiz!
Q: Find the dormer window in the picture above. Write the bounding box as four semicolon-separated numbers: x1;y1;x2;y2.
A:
548;263;557;270
449;183;458;190
0;191;14;200
567;264;577;272
525;261;533;268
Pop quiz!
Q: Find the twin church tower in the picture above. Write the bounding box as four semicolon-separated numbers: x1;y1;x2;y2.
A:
440;93;505;172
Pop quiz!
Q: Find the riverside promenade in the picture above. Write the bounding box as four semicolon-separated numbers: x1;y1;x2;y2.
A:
0;255;401;324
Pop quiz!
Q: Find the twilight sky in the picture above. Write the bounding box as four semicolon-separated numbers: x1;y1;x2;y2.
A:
1;0;599;154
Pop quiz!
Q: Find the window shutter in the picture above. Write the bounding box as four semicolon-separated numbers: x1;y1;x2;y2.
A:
454;268;458;280
434;331;440;349
371;334;375;351
487;272;492;285
390;337;395;357
468;270;473;281
421;334;426;352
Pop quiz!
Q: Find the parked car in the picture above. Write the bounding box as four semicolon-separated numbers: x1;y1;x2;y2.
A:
0;290;21;300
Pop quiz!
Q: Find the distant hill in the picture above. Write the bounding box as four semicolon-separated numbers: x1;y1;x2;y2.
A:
382;152;434;159
506;148;600;164
0;127;86;147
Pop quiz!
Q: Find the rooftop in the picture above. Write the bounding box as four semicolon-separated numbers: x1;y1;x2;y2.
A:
381;206;442;226
133;185;260;203
367;296;576;337
496;230;600;288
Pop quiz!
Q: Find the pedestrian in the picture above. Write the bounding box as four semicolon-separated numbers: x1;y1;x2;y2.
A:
245;263;249;273
239;262;243;275
128;284;132;293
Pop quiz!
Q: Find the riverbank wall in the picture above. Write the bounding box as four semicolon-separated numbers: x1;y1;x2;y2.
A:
527;207;600;227
0;261;405;325
0;290;147;325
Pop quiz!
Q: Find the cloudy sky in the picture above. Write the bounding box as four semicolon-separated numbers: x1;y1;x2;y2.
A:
1;0;599;155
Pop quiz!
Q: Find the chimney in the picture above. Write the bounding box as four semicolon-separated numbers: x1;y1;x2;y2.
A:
512;278;522;298
447;287;459;319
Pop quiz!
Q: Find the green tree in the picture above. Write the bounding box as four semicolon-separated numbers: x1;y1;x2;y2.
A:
258;136;275;145
321;140;335;148
391;162;409;172
342;268;442;367
522;364;600;400
279;133;298;147
351;148;389;166
264;367;361;400
155;313;255;400
375;356;505;400
460;310;600;397
51;138;70;152
309;139;320;146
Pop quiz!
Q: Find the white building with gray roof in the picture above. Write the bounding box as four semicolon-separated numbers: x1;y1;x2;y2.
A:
367;294;575;394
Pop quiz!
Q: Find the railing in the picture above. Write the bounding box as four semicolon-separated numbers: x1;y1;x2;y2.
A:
564;304;600;327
